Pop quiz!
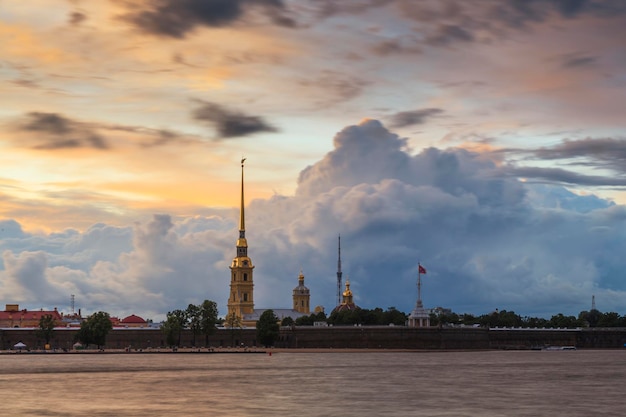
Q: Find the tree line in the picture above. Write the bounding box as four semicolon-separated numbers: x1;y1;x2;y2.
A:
283;307;626;329
430;308;626;329
33;304;626;350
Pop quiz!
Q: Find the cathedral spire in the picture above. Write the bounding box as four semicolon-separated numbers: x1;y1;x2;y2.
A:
228;158;254;323
236;159;248;257
239;158;246;235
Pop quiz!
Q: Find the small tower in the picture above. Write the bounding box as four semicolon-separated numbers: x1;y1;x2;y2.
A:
227;159;255;322
292;270;310;314
333;278;358;313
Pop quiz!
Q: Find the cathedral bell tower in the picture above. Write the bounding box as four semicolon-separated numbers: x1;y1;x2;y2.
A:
227;159;255;321
292;270;310;314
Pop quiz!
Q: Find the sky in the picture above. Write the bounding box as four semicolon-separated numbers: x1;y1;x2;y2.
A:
1;0;626;321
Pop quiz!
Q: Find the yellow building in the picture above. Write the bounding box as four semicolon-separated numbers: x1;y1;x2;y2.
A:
292;270;310;314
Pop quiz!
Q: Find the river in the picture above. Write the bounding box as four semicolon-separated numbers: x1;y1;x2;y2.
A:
1;350;623;416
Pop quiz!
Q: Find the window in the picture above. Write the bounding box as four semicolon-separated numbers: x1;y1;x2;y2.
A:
243;293;248;302
243;273;248;281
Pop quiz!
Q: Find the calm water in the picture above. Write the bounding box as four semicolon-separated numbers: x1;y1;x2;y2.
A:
1;350;624;416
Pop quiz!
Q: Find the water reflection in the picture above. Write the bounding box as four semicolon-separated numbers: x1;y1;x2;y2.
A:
1;350;624;416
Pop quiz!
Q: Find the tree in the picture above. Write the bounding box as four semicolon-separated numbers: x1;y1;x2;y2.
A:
36;314;57;347
161;309;186;347
224;312;243;347
199;300;219;347
186;304;201;347
382;307;408;325
281;316;294;327
597;312;620;328
75;311;113;349
256;310;279;347
580;309;602;327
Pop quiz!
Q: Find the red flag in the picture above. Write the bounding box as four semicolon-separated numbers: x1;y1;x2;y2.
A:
419;264;427;274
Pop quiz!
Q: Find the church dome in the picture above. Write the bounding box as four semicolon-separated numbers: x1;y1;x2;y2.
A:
121;314;146;324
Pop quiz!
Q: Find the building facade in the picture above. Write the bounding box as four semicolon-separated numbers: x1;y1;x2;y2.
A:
292;270;310;314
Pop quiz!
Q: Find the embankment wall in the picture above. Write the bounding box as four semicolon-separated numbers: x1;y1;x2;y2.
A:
1;326;625;350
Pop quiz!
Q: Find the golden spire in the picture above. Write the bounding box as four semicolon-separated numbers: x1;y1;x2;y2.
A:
239;158;246;233
236;158;248;251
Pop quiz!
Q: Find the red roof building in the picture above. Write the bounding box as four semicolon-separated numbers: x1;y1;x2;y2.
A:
119;314;147;327
0;304;63;328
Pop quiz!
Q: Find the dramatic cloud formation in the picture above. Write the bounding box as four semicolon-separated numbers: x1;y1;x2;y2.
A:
122;0;295;38
2;1;626;321
2;120;625;321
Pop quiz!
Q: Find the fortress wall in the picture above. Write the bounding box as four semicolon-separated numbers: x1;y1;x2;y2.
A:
2;327;625;350
487;329;578;349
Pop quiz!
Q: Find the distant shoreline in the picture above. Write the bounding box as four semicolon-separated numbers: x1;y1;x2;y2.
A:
0;347;513;355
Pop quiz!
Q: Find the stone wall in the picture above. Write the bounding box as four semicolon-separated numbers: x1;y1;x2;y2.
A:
1;326;625;350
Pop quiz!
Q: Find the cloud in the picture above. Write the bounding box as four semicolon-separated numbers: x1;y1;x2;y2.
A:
561;53;597;68
505;166;626;187
68;11;87;26
8;112;194;150
192;101;278;138
426;24;474;46
2;120;626;319
388;108;444;128
122;0;295;39
498;137;626;184
15;112;109;150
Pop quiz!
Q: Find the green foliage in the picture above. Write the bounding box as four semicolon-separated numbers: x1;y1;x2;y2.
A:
382;307;408;325
186;304;201;346
295;311;327;326
224;312;243;347
161;301;218;348
579;309;602;327
75;311;113;349
199;300;219;346
36;314;57;345
327;307;408;326
548;313;582;328
429;308;626;329
161;309;186;347
256;310;279;347
281;316;294;327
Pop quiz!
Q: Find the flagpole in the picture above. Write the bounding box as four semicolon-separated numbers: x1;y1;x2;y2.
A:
417;262;422;308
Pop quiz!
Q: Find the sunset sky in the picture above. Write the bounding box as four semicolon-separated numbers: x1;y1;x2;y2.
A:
2;0;626;321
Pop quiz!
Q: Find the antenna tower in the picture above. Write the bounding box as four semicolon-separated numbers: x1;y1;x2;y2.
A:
591;294;596;311
336;235;342;307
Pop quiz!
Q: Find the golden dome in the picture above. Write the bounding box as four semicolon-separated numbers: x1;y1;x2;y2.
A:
342;279;353;297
